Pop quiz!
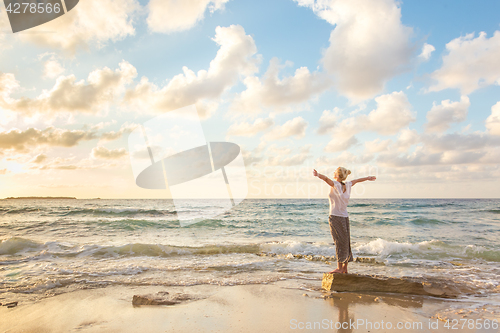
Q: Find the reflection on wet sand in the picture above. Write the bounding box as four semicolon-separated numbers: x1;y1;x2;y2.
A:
323;292;424;332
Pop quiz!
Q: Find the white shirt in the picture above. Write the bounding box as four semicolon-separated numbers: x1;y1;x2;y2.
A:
328;180;352;217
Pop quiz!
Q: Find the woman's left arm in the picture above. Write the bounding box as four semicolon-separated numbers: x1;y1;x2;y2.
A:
351;176;376;186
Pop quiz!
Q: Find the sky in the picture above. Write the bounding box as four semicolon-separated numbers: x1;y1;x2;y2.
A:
0;0;500;199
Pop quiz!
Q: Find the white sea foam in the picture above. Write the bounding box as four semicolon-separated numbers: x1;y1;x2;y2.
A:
353;238;444;256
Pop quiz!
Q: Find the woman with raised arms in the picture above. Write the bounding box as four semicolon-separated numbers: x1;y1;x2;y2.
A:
313;167;376;274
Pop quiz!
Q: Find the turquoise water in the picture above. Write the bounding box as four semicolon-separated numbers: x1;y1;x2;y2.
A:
0;198;499;302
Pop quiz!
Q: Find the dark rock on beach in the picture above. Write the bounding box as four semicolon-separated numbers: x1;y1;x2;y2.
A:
132;295;178;306
3;302;18;308
354;257;385;265
132;292;197;306
322;273;470;298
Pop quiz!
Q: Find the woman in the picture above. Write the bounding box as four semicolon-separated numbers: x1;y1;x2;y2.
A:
313;167;376;274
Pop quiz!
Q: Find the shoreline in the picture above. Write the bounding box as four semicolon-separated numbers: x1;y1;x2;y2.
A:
1;280;498;333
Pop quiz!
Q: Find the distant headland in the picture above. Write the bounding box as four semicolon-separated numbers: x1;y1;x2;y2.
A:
2;196;78;200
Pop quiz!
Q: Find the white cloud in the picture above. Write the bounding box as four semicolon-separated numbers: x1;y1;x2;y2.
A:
379;150;467;167
0;127;98;152
33;156;120;171
419;43;435;61
43;58;65;79
124;25;258;117
231;58;331;114
428;31;500;94
324;136;358;152
377;131;500;167
315;153;373;167
365;138;392;153
376;163;500;185
0;61;137;115
295;0;415;100
337;151;374;165
147;0;229;33
92;146;128;160
360;92;415;135
334;91;415;138
0;72;18;101
242;143;312;167
0;124;133;152
263;117;308;141
425;96;470;133
99;123;138;142
422;132;500;153
267;152;311;166
316;108;339;135
227;118;274;137
30;154;48;164
260;145;312;166
18;0;140;54
241;149;263;167
486;101;500;136
377;148;492;167
394;128;420;151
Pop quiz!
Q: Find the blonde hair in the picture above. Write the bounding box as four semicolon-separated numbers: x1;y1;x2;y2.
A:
335;167;351;182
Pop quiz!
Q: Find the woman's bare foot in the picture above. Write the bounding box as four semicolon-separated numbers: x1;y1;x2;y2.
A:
328;269;343;274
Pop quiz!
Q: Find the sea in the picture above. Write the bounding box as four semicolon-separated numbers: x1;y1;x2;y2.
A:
1;198;499;315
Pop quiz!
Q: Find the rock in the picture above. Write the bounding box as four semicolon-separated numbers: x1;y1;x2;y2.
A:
449;261;464;266
132;292;197;306
354;257;384;265
132;295;178;306
4;302;18;308
322;273;464;298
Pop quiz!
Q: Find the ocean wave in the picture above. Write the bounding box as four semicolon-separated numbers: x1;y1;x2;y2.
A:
89;243;262;258
373;219;398;225
350;203;374;208
485;209;500;214
4;207;44;214
0;237;262;258
2;235;500;264
260;241;337;257
409;218;446;225
393;202;458;210
354;238;500;262
0;237;336;260
354;238;444;256
59;208;177;217
0;237;42;255
90;219;181;230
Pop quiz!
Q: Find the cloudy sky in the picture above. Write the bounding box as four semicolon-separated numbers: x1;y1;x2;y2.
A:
1;0;500;199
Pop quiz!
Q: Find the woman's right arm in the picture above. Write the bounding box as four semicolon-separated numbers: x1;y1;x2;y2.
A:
313;169;335;187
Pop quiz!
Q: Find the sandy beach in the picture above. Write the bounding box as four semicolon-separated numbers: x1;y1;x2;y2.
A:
1;279;498;333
